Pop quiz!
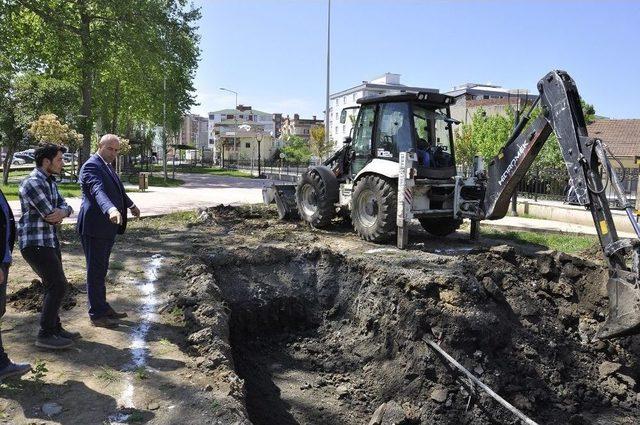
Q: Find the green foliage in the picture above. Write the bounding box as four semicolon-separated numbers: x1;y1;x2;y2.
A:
309;125;332;160
282;135;311;164
95;366;120;386
455;97;597;171
482;228;597;254
31;359;48;385
1;0;201;162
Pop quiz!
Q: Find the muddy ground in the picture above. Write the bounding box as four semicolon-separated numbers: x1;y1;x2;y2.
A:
0;205;638;424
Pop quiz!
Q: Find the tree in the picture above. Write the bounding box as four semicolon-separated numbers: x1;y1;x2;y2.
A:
282;135;311;164
2;0;201;166
0;66;81;183
309;125;332;162
28;113;83;178
27;114;81;145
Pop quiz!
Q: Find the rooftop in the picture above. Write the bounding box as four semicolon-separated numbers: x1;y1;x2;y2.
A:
209;108;271;116
586;119;640;157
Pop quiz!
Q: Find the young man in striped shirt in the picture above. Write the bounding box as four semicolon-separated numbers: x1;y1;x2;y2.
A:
18;144;80;349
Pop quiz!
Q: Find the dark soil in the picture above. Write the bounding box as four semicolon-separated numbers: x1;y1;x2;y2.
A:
8;279;79;312
168;205;640;425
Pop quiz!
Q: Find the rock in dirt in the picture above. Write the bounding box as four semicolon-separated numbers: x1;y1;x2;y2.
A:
368;401;408;425
336;384;350;399
148;402;160;410
430;386;448;403
41;402;62;416
598;361;622;379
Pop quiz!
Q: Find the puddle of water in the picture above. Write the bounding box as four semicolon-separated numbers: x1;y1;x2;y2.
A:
365;248;399;254
434;247;475;254
109;254;163;424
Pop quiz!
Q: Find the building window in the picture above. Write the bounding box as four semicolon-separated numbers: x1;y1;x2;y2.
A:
335;126;338;134
245;142;251;148
352;93;357;101
342;124;345;132
227;114;234;119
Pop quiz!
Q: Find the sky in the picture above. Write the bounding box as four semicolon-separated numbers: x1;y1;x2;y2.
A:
190;0;640;120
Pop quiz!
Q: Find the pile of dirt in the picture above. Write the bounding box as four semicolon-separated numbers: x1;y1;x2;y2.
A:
167;206;639;425
9;279;79;312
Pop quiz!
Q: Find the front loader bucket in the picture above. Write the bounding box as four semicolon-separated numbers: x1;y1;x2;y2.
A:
597;276;640;339
262;184;299;220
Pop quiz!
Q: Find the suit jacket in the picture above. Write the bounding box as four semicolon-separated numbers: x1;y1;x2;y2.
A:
0;189;16;262
77;154;134;239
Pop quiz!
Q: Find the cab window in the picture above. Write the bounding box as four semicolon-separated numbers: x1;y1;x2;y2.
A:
351;104;376;174
374;102;412;159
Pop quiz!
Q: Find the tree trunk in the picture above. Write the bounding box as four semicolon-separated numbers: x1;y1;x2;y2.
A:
110;80;120;133
78;10;93;167
2;150;13;186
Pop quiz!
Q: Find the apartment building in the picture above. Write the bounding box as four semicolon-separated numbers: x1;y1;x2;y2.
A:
329;73;438;148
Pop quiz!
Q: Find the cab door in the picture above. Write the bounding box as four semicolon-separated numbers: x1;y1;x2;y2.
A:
350;104;376;176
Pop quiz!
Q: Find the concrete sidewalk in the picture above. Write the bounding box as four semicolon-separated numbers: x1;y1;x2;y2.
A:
483;215;638;239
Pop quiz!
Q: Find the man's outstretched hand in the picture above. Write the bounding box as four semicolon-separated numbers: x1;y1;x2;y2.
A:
130;205;140;218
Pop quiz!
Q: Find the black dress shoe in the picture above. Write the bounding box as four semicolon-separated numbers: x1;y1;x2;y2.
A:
91;316;119;329
106;309;128;319
57;326;82;340
0;362;31;381
35;334;73;350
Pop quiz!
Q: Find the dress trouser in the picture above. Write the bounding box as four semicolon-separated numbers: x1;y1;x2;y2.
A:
80;235;115;320
21;246;66;337
0;264;10;368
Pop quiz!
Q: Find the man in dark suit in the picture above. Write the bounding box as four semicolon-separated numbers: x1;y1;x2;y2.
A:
77;134;140;328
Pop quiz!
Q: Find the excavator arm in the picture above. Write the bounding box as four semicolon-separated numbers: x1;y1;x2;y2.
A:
481;70;640;339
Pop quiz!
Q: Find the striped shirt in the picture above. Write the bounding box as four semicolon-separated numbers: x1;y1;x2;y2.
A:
18;168;73;249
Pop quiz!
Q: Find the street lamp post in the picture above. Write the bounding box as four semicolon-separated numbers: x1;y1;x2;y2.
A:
256;132;263;178
220;87;238;166
325;0;331;146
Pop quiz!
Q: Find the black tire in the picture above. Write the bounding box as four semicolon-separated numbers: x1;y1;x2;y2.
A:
296;170;336;228
419;217;462;237
351;175;397;243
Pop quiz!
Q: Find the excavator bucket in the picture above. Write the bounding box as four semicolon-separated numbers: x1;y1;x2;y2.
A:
597;275;640;339
262;183;299;220
596;241;640;339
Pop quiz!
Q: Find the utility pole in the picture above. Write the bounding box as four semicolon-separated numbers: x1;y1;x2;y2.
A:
324;0;331;146
163;74;168;183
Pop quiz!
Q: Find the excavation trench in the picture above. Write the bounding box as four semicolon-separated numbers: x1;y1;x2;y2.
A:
178;239;640;425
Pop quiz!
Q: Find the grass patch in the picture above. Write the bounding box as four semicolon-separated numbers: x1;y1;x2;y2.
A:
127;173;183;188
126;410;144;423
31;359;48;386
167;306;184;324
482;228;597;253
134;366;148;380
1;182;83;201
95;366;121;386
110;260;126;271
136;165;251;178
128;210;197;232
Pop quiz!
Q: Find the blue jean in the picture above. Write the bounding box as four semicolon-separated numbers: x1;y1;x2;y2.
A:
80;235;115;320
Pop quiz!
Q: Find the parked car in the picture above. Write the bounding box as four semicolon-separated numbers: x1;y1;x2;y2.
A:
11;157;25;165
63;152;78;163
14;152;34;163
